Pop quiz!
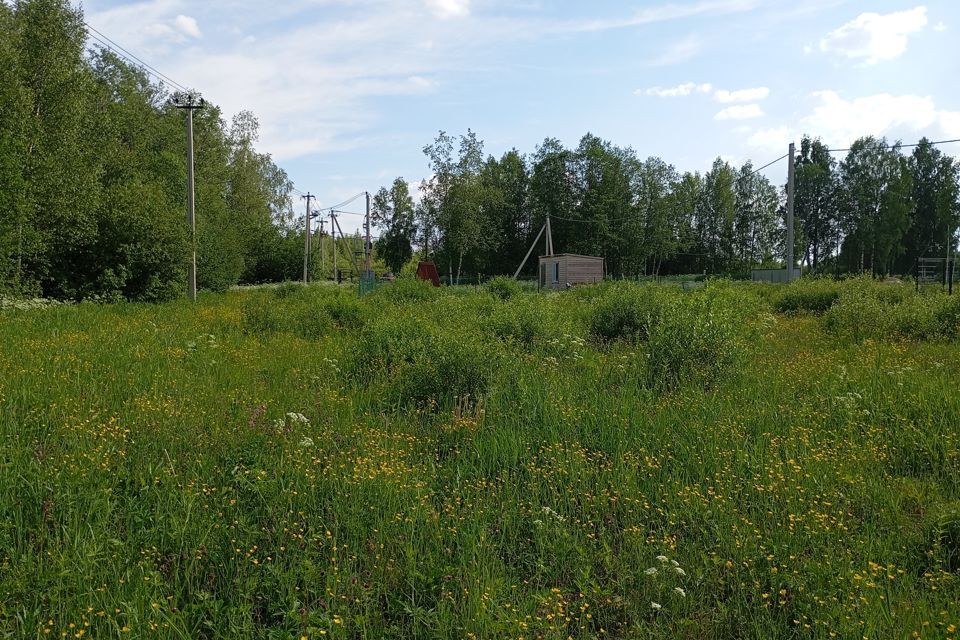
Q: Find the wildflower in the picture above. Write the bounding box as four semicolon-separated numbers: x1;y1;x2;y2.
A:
299;437;315;448
674;587;686;597
670;559;680;567
644;567;658;576
650;602;662;611
286;412;310;425
656;555;669;563
674;567;686;576
541;506;565;522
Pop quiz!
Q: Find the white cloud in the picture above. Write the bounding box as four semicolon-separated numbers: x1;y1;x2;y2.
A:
819;6;928;65
746;126;795;154
563;0;759;33
803;90;958;145
79;0;758;163
934;21;947;32
640;82;712;97
426;0;469;19
746;91;960;155
647;34;702;66
715;104;764;120
715;87;769;103
174;15;202;39
407;75;437;90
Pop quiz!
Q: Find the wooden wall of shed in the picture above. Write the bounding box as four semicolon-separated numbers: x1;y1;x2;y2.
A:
564;257;603;284
538;256;604;289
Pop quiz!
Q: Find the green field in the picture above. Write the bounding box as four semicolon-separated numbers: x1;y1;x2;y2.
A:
2;279;959;639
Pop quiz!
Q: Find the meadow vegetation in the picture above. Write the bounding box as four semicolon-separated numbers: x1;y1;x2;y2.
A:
1;278;959;638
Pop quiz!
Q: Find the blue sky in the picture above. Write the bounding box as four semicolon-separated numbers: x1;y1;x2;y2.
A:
80;0;960;233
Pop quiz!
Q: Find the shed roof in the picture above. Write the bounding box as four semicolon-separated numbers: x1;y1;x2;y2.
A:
538;253;604;260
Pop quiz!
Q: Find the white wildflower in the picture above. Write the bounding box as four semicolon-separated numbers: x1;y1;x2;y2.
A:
540;506;565;522
670;559;680;567
673;587;686;597
286;412;310;425
644;567;658;576
650;602;662;611
674;567;686;576
656;555;669;563
299;437;314;448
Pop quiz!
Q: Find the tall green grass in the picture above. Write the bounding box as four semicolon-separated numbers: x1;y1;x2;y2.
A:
0;280;958;639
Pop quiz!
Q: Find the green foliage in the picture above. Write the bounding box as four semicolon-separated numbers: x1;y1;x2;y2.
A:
242;286;336;339
589;284;666;342
4;282;960;638
485;275;522;300
367;277;440;304
823;280;960;342
0;1;296;302
936;295;960;339
645;288;748;390
487;295;561;346
775;278;843;314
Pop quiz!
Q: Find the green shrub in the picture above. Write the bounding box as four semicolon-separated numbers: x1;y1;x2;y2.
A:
888;295;940;341
368;278;441;304
322;291;364;329
825;286;958;343
775;278;842;315
241;291;332;339
485;276;523;301
289;304;333;339
398;334;494;407
934;502;960;572
936;295;960;339
351;316;494;407
589;285;667;343
823;290;891;342
488;298;556;346
646;290;746;391
241;295;282;335
273;281;306;299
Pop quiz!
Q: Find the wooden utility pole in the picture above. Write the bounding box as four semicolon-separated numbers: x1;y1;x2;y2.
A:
786;142;796;282
364;191;372;273
330;211;338;282
545;215;554;256
948;223;955;295
318;219;327;277
302;193;314;283
173;92;205;301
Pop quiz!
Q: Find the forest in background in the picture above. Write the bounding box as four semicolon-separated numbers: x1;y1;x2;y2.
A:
0;0;301;302
373;131;960;283
2;0;959;300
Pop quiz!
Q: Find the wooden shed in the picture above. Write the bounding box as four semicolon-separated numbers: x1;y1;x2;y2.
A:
538;254;605;290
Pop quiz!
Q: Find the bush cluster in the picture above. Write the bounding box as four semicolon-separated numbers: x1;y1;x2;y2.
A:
588;284;666;343
775;278;843;315
824;285;960;342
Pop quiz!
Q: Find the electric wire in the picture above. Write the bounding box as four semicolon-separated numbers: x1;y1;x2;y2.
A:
83;23;190;93
748;153;789;176
827;137;960;154
317;193;366;212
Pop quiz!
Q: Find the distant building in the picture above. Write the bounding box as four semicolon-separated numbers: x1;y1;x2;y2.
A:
538;254;605;290
751;268;801;283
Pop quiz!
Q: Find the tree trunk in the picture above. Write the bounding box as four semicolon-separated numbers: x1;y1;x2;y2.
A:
456;251;464;286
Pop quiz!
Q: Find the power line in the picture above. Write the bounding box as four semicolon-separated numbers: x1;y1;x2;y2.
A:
83;23;190;92
826;137;960;154
317;193;366;212
749;153;789;176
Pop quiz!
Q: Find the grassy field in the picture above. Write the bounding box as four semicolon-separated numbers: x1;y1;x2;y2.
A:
1;278;959;639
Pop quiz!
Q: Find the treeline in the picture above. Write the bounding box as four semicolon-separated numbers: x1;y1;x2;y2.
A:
0;0;302;301
374;132;960;281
